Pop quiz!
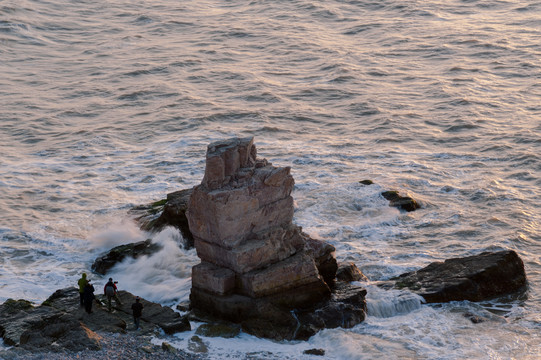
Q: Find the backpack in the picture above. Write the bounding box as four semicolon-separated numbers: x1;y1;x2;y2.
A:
105;284;116;297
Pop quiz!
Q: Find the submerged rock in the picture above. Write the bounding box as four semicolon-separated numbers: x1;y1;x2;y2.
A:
304;348;326;356
393;250;527;303
381;190;420;212
359;179;374;185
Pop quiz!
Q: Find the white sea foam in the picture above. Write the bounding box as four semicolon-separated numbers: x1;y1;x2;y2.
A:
364;284;425;318
106;227;198;305
87;218;147;250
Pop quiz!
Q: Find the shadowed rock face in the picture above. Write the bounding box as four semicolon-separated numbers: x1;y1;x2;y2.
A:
0;287;190;352
186;137;366;340
393;250;527;303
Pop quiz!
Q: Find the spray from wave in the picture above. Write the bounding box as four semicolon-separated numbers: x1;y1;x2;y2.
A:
105;227;199;305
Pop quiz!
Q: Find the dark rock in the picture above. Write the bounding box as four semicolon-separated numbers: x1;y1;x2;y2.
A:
190;283;367;341
381;190;420;212
91;239;161;275
295;282;367;338
336;262;368;282
188;335;208;353
161;341;178;354
42;288;127;334
211;282;366;341
393;250;527;303
19;314;101;352
305;236;338;287
304;348;326;356
359;180;373;185
464;312;484;324
115;291;191;334
130;189;194;248
0;287;191;352
176;300;191;312
195;323;241;338
0;299;59;347
0;296;102;352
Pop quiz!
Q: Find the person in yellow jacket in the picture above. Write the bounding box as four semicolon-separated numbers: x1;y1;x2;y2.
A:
77;273;88;307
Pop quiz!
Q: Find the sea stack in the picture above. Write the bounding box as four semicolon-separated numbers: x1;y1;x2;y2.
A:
186;138;365;340
187;137;331;305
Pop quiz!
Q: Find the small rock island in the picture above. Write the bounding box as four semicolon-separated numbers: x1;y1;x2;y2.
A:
187;137;367;340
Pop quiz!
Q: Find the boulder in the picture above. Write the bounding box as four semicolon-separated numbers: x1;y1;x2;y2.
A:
115;291;191;334
336;262;368;282
393;250;527;303
381;190;420;212
129;188;194;248
91;239;161;275
304;348;326;356
359;180;374;185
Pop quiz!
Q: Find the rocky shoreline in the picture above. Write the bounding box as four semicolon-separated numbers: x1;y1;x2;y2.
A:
1;331;200;360
1;137;529;357
0;287;196;359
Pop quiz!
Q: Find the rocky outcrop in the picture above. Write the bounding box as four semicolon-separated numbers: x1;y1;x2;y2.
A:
381;190;420;212
186;137;366;340
393;250;527;303
91;239;161;275
0;287;190;352
336;262;369;282
130;189;194;248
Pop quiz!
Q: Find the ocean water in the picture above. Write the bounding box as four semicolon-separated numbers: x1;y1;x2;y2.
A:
1;0;540;358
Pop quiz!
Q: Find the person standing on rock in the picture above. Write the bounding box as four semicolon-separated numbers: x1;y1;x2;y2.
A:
83;280;95;314
104;277;122;312
77;272;88;307
131;296;143;330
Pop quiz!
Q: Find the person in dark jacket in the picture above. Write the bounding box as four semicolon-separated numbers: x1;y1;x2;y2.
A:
77;273;88;307
103;277;122;312
83;280;95;314
131;296;144;330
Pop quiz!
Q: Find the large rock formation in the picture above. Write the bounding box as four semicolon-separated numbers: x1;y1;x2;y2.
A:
0;288;190;352
393;250;527;303
186;137;366;340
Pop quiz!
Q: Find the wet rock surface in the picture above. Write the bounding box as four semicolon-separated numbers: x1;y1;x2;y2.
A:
336;262;369;282
0;287;190;354
381;190;420;212
393;250;527;303
91;239;161;275
130;188;195;248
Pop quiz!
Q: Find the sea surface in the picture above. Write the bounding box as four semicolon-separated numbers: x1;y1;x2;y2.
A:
1;0;540;358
